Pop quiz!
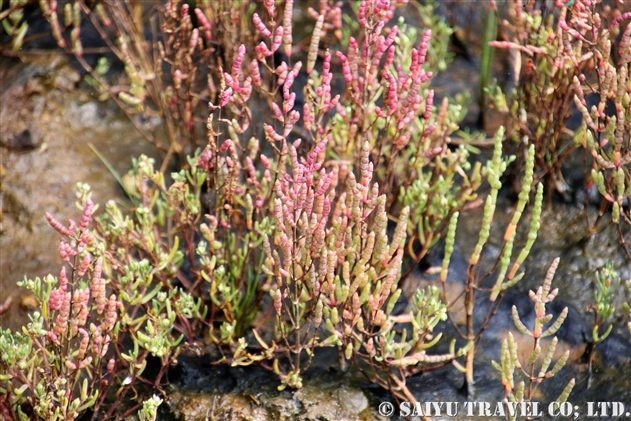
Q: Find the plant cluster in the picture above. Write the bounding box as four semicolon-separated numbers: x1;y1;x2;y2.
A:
492;257;575;421
1;0;631;418
585;262;631;387
491;0;631;256
437;131;546;397
0;0;28;51
2;0;492;408
30;0;254;159
194;0;502;400
21;0;476;256
0;183;198;419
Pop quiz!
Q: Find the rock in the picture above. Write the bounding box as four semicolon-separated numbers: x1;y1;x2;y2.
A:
337;387;369;415
25;77;45;95
3;129;42;151
168;391;270;421
292;383;372;421
1;188;32;228
53;64;81;91
293;387;340;421
168;366;374;421
264;394;301;419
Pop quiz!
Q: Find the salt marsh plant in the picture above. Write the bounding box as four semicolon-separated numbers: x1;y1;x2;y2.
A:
21;0;487;263
3;0;619;415
31;0;253;156
211;0;495;400
63;0;492;402
585;262;631;387
0;0;502;402
491;0;631;257
0;0;29;51
437;129;544;397
572;13;631;257
0;184;200;419
588;263;620;353
490;0;598;195
492;258;575;421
